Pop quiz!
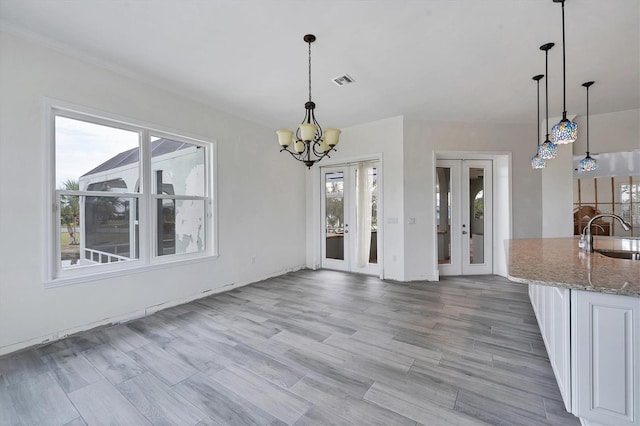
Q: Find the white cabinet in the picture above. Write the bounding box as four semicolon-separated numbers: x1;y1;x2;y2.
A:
530;286;640;426
571;290;640;426
529;284;572;411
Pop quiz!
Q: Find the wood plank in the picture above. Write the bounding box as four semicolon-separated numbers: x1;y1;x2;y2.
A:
81;343;145;384
116;372;209;425
126;343;198;385
8;372;79;425
0;382;23;425
45;348;103;393
291;374;416;426
363;382;479;426
174;371;277;425
210;365;312;425
68;379;150;425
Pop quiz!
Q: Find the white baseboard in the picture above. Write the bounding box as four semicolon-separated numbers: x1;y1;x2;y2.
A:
0;265;305;357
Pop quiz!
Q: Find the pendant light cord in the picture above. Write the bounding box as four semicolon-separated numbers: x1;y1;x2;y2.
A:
537;78;541;147
586;84;590;154
545;49;550;137
561;0;567;115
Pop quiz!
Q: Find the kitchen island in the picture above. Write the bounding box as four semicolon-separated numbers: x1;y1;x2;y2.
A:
507;237;639;426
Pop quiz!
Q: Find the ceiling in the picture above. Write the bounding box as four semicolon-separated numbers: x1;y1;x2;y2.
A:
1;0;638;130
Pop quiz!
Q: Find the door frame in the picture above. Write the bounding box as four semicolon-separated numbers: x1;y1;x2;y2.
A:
309;154;384;279
437;159;493;275
320;161;381;275
435;151;512;278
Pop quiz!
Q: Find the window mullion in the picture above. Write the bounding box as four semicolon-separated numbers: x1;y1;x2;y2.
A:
140;129;153;263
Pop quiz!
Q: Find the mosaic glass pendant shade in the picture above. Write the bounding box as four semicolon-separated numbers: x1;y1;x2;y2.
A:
531;154;546;169
579;155;597;172
538;138;558;160
551;119;578;145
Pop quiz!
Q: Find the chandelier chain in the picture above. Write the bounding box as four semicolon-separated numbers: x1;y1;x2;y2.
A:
308;40;312;102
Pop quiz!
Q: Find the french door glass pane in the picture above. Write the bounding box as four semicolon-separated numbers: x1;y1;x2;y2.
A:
369;167;378;264
436;167;452;265
469;167;484;264
325;171;345;260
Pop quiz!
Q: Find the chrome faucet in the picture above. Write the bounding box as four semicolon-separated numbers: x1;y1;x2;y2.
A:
581;213;632;252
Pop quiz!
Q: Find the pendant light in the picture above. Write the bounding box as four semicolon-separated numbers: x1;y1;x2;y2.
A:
276;34;341;169
550;0;578;144
531;74;546;169
579;81;597;172
539;43;558;160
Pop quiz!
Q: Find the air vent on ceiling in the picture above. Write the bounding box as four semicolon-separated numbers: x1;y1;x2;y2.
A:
332;74;355;86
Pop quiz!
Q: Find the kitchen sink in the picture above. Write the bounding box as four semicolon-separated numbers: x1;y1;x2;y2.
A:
594;249;640;261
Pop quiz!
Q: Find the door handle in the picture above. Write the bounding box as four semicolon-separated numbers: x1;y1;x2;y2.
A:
462;231;468;235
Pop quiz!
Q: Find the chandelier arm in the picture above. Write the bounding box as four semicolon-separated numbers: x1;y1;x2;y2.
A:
311;109;323;139
280;145;307;161
311;141;334;157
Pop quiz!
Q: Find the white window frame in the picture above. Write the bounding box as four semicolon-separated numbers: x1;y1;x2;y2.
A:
44;100;218;286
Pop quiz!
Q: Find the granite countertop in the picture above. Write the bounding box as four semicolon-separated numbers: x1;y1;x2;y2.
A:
506;237;640;297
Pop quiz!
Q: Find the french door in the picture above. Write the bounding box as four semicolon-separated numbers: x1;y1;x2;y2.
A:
437;159;493;275
321;162;379;275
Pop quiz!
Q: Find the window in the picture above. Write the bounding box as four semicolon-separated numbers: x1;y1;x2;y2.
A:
51;106;215;281
573;175;639;237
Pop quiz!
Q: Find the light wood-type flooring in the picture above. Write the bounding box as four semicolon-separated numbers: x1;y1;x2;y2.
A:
0;270;580;425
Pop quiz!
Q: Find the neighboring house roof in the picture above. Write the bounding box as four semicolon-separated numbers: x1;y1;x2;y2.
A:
82;138;192;177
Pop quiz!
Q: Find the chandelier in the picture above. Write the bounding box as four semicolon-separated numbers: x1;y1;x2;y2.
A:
276;34;341;168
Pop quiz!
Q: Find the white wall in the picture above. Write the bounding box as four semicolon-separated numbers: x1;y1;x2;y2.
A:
572;109;640;155
305;116;405;281
403;120;539;281
0;31;307;354
541;144;575;238
306;118;539;282
542;109;640;238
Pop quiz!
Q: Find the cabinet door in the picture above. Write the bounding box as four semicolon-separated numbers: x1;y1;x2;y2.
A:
529;284;572;411
572;290;640;425
550;287;571;412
